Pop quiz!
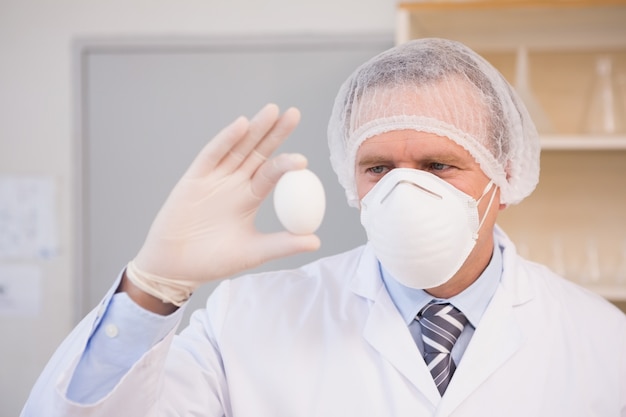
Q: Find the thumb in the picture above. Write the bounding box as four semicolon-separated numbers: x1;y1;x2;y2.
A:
253;232;321;263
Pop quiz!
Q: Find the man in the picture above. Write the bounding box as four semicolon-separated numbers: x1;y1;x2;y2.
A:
22;38;626;416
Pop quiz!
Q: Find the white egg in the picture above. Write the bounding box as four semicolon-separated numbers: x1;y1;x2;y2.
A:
273;169;326;235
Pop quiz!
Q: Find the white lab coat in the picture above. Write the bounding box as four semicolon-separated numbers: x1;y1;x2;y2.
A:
22;227;626;416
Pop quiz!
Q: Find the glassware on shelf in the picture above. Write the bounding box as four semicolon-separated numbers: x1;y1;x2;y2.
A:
550;236;567;277
579;239;602;285
582;55;626;135
615;240;626;285
514;46;555;134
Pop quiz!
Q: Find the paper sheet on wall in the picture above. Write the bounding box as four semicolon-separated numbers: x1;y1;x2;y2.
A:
0;264;42;317
0;175;58;259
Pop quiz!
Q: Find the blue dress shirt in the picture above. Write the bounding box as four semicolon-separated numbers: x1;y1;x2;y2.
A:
66;290;184;402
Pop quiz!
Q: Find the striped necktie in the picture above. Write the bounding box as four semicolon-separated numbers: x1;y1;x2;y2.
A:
418;303;468;396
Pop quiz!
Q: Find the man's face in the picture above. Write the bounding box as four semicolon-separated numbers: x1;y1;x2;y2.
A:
355;129;503;297
355;129;495;207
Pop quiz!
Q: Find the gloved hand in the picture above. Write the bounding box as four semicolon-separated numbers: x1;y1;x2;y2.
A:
125;104;321;306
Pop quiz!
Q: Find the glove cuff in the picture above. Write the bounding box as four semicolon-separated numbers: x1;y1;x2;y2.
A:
125;260;193;307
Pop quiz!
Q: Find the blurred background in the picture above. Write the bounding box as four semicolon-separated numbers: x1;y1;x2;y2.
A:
1;1;625;415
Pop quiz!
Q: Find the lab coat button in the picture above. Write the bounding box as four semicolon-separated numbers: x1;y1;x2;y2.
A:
105;324;119;338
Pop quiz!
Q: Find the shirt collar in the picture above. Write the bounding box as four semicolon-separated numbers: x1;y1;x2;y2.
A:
381;233;503;328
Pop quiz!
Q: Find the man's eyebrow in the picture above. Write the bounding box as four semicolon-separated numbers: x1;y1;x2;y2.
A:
357;152;464;167
421;153;464;164
356;155;392;167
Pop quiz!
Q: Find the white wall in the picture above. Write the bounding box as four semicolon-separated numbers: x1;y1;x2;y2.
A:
0;1;395;414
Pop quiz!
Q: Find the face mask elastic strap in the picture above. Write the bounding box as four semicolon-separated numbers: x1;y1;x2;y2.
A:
478;180;495;201
476;181;497;236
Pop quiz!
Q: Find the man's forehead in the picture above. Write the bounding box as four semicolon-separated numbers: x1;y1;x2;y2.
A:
360;130;463;150
357;130;475;162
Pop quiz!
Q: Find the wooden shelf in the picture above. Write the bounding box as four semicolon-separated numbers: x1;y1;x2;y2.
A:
541;135;626;150
396;1;626;50
398;0;626;11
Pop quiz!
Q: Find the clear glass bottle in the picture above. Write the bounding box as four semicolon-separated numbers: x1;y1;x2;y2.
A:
615;239;626;285
582;55;626;135
514;46;554;134
579;238;602;285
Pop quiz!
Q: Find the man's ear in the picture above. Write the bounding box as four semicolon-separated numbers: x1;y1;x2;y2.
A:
499;161;512;212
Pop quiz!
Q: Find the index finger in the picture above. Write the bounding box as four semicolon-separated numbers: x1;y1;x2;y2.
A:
240;107;301;176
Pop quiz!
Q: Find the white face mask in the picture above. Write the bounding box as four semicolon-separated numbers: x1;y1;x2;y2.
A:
360;168;497;290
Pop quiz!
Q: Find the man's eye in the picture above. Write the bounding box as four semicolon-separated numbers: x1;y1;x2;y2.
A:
368;166;387;174
430;162;450;171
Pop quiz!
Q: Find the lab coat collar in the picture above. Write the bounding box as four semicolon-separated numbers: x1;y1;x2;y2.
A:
350;244;441;407
361;270;442;407
436;282;524;416
348;243;384;301
494;224;533;307
437;226;533;415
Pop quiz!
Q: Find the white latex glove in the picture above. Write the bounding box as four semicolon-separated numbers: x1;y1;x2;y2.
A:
127;104;321;305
